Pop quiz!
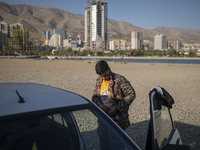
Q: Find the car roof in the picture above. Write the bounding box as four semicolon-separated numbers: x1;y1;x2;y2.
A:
0;83;89;118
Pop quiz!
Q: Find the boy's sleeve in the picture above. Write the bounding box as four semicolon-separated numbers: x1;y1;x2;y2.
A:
116;78;136;112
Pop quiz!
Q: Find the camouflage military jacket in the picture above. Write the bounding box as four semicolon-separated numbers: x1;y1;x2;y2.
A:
92;72;136;129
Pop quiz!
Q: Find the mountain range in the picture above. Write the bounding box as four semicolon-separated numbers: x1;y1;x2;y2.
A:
0;1;200;45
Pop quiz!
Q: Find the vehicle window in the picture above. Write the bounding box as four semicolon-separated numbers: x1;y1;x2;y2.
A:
154;104;173;149
0;114;73;150
48;114;68;127
72;109;135;150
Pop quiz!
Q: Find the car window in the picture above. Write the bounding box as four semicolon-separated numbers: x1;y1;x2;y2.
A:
72;109;136;150
0;108;139;150
153;99;173;149
48;113;68;127
0;113;75;150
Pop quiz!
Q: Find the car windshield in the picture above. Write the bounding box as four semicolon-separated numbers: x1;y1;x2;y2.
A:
0;107;138;150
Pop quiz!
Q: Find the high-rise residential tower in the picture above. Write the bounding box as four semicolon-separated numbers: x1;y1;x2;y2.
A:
44;31;50;46
131;31;143;50
154;34;167;51
85;0;108;51
175;40;181;51
45;31;51;40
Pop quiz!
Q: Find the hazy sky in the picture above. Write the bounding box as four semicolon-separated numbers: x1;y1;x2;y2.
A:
1;0;200;30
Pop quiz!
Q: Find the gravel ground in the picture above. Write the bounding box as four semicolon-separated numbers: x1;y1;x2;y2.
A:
0;59;200;150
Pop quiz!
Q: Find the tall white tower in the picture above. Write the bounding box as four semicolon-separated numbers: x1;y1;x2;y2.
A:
175;40;181;51
154;34;167;51
84;0;108;51
131;31;143;50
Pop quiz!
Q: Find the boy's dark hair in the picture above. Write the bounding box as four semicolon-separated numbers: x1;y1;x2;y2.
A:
95;60;109;75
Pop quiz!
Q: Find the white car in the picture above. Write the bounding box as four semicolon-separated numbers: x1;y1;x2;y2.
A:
0;83;190;150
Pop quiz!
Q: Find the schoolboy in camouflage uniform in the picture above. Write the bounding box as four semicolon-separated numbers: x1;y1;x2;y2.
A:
92;60;136;130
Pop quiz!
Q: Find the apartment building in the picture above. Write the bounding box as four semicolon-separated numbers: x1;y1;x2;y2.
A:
182;43;200;51
131;31;143;50
154;34;167;51
49;34;62;49
109;40;115;50
109;38;130;51
174;40;182;51
85;0;108;51
44;31;50;46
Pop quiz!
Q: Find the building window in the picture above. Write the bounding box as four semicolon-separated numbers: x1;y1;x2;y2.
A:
1;24;5;29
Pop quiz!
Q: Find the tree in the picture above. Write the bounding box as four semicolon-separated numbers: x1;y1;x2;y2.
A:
118;50;125;56
96;51;104;56
167;48;177;57
105;51;116;57
161;51;167;56
188;51;196;57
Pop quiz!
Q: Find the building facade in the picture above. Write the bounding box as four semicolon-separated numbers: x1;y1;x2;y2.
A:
84;0;108;51
53;29;67;39
44;31;51;46
9;23;24;38
45;31;50;40
109;38;130;51
182;43;200;51
154;34;167;51
174;40;182;51
49;34;62;49
7;28;30;52
0;21;9;50
0;21;24;50
109;40;115;50
76;35;82;46
131;31;143;50
63;39;71;48
46;29;66;48
143;40;153;50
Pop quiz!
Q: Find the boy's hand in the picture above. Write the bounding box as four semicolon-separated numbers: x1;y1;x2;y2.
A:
108;106;117;117
99;104;109;113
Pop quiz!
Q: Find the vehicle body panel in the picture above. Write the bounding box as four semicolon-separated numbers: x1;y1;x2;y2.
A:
0;83;88;118
0;82;141;150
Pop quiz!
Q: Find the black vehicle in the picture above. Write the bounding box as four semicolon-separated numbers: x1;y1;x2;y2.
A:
0;83;190;150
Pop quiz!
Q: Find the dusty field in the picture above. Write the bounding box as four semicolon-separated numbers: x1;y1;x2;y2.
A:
0;59;199;149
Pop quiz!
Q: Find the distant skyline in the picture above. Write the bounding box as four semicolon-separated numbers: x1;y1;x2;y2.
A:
1;0;200;30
